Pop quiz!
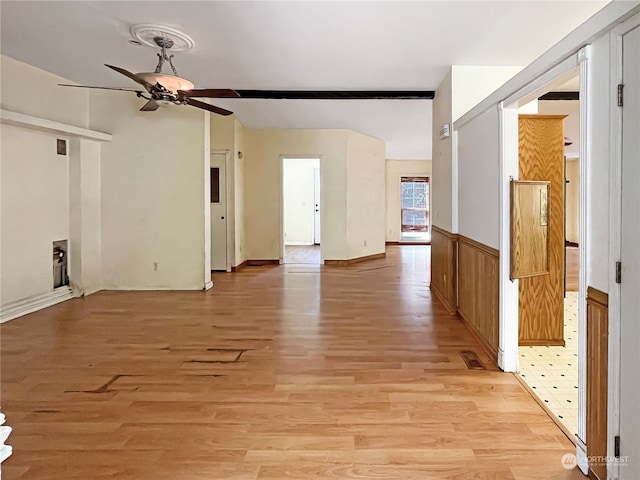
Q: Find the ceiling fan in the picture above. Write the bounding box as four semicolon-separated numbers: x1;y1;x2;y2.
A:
59;36;240;116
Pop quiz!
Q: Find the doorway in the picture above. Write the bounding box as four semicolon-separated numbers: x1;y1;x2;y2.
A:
497;51;591;457
210;152;228;271
400;176;430;242
515;82;582;440
282;157;321;264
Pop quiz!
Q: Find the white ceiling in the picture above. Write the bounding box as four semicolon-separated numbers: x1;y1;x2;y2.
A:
0;1;607;159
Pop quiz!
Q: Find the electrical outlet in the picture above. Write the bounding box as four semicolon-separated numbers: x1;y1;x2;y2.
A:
153;262;159;271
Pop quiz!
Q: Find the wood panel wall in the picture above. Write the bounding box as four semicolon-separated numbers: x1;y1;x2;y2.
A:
586;286;608;480
518;115;566;346
430;226;457;315
457;235;500;356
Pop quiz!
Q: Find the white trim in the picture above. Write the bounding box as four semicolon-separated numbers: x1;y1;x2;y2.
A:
451;131;459;233
102;286;206;291
0;287;77;323
204;281;213;291
577;45;592;449
497;102;519;372
576;439;589;475
454;2;640;130
502;55;579;111
82;287;102;297
606;28;623;480
0;109;112;141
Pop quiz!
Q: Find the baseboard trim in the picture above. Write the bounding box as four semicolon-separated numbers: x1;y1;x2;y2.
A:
82;287;102;297
246;259;280;266
324;252;385;266
576;437;589;475
231;260;248;272
430;283;456;315
0;287;76;323
456;309;498;366
204;281;213;291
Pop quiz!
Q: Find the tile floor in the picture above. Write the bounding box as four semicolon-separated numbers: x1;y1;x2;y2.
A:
518;292;579;437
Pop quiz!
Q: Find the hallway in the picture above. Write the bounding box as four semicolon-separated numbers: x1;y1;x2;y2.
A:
1;246;583;479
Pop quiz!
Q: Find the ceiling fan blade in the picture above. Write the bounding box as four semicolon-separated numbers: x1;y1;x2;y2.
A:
186;98;233;116
105;64;157;91
140;100;160;112
178;89;240;98
58;84;144;93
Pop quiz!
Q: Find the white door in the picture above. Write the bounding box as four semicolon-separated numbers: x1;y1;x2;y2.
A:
620;24;640;480
313;167;321;244
210;153;227;271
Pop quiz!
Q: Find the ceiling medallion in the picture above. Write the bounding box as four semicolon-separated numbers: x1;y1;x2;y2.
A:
129;24;194;52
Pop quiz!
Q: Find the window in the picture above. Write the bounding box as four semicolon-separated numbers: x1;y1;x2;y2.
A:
401;176;429;233
210;167;220;203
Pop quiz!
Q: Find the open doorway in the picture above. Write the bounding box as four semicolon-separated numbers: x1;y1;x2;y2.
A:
400;176;431;242
515;74;581;441
282;157;321;264
497;54;591;457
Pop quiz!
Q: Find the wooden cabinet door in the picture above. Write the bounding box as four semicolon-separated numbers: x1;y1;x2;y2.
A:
518;115;566;346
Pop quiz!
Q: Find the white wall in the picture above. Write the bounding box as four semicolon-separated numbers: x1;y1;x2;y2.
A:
539;99;581;158
283;158;318;245
385;159;432;242
457;107;501;249
432;69;453;232
90;92;209;290
1;125;70;303
452;66;523;122
346;131;386;259
245;129;349;260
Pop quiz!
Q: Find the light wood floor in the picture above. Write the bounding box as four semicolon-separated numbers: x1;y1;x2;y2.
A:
1;246;585;479
565;247;579;292
285;245;321;264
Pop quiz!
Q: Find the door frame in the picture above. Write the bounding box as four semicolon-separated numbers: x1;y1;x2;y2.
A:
210;149;232;272
279;155;323;264
612;14;640;480
497;46;593;472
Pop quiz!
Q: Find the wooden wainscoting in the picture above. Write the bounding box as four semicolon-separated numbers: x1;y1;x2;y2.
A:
430;226;457;315
457;235;500;359
586;286;608;480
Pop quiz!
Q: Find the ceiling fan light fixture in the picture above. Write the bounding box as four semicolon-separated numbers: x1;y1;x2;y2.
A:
135;72;194;94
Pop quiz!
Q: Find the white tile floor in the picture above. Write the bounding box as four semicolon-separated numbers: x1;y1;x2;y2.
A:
518;292;579;437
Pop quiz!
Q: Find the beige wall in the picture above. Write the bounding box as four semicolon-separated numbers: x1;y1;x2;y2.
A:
90;91;209;290
234;119;247;266
432;69;453;231
346;132;386;258
565;159;580;244
245;128;349;261
385;159;432;242
0;55;89;127
0;55;103;306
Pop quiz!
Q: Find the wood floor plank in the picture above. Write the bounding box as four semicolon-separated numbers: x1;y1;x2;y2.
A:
0;246;584;479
